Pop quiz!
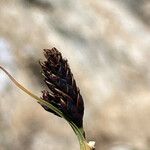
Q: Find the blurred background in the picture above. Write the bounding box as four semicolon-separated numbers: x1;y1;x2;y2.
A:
0;0;150;150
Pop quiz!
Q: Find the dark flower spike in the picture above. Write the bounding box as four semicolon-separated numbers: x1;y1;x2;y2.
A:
39;47;84;128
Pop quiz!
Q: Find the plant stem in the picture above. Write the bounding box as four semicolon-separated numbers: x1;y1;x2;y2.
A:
68;121;93;150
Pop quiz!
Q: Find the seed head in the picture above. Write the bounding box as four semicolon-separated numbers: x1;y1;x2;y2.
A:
39;47;84;128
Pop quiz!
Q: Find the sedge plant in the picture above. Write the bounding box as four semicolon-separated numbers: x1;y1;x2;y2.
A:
0;48;95;150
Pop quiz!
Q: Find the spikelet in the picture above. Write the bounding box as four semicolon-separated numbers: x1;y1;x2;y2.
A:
39;47;84;128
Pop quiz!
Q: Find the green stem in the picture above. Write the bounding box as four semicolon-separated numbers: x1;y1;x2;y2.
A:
0;66;93;150
68;121;93;150
0;66;64;117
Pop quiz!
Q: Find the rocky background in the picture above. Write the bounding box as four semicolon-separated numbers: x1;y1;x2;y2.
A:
0;0;150;150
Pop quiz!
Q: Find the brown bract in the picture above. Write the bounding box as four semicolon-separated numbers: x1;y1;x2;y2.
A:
39;47;84;128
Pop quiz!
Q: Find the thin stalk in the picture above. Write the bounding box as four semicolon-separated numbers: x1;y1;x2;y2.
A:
0;66;93;150
68;121;93;150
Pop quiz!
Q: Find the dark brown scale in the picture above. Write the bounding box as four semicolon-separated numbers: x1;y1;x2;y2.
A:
40;47;84;128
